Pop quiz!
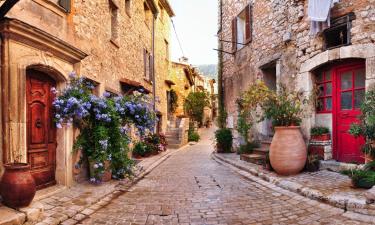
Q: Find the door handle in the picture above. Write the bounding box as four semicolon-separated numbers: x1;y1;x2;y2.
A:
35;119;42;128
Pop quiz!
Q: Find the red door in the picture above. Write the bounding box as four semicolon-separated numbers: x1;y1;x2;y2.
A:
334;64;366;163
26;70;57;189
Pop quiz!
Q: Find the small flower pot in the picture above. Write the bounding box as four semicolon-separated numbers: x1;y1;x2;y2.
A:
0;163;36;208
311;133;331;142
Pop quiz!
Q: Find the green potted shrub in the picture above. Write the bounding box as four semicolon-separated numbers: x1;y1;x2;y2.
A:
310;126;330;141
215;128;233;153
349;88;375;163
262;87;308;175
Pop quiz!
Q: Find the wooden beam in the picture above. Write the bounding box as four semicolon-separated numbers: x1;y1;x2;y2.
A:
0;0;20;18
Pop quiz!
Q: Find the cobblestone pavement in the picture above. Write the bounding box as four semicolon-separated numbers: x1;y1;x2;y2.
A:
80;128;371;225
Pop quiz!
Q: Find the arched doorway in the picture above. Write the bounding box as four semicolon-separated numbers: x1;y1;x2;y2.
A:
314;60;366;163
26;69;57;189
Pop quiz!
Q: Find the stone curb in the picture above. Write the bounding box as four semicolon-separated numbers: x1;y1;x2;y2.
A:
31;148;184;225
212;152;375;218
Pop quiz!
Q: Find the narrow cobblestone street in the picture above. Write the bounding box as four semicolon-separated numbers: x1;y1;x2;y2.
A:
79;128;370;225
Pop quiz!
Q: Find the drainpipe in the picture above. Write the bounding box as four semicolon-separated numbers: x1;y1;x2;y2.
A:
152;10;159;132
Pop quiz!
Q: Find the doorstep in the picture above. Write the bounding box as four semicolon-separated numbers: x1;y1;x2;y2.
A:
0;148;181;225
212;152;375;217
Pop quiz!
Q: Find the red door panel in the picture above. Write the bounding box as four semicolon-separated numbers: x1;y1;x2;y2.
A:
334;64;366;163
27;70;57;189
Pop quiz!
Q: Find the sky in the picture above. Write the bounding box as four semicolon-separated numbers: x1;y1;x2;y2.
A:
169;0;218;65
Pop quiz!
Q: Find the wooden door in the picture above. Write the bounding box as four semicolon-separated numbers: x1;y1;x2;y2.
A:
26;70;57;189
334;64;366;163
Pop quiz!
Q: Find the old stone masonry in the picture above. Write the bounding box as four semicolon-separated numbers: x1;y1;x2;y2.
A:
78;129;370;225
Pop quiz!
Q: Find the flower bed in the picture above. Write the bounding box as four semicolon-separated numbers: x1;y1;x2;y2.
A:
53;72;155;183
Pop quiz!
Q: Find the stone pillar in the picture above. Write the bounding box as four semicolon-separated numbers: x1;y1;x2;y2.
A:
366;57;375;89
55;125;74;187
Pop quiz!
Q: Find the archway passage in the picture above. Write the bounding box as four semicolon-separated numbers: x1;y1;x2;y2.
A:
26;69;57;189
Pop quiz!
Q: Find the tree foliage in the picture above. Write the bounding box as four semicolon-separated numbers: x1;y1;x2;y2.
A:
183;91;210;126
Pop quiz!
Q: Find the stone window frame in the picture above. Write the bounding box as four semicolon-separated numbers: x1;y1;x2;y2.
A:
232;4;252;52
144;49;152;81
109;0;120;47
125;0;131;17
144;1;153;30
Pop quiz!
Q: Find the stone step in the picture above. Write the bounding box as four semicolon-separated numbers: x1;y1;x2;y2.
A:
240;154;266;165
166;139;181;145
253;147;269;156
167;143;181;149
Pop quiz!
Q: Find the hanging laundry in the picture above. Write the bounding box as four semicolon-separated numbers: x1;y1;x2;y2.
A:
308;0;340;35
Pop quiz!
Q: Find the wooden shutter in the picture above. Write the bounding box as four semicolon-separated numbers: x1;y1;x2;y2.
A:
232;18;237;52
143;49;147;78
245;4;252;43
58;0;71;13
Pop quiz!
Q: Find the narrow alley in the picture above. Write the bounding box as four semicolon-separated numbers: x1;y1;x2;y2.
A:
80;128;367;225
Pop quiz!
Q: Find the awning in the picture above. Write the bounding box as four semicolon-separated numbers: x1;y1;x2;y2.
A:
165;79;176;86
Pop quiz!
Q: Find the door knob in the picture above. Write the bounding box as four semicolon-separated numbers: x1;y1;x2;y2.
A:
35;119;42;128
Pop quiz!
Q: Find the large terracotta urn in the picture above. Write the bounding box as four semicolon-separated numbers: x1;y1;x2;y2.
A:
270;126;307;175
0;163;36;208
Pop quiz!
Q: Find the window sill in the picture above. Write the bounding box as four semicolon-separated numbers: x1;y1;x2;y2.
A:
110;39;120;48
316;111;332;114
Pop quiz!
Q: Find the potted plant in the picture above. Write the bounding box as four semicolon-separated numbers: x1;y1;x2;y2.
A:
262;87;308;175
310;126;330;141
305;154;321;172
342;169;375;189
349;88;375;163
0;155;36;208
215;128;233;153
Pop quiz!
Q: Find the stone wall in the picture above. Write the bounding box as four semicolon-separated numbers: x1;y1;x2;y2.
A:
219;0;375;139
169;62;194;116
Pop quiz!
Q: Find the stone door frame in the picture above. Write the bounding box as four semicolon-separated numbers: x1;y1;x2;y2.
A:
0;18;87;186
296;43;375;140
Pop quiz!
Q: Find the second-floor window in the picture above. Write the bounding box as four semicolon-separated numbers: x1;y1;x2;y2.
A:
125;0;131;16
144;2;152;29
232;4;252;52
144;49;152;81
109;0;119;44
165;39;169;60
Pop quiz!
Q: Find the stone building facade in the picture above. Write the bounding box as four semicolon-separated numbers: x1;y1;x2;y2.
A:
0;0;174;188
168;61;196;117
219;0;375;163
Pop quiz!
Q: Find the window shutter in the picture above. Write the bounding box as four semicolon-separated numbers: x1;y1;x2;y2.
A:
143;49;147;78
58;0;71;13
245;4;252;43
232;18;237;52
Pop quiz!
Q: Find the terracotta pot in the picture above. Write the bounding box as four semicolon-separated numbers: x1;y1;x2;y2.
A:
0;163;36;208
270;126;307;175
311;133;330;141
101;161;112;182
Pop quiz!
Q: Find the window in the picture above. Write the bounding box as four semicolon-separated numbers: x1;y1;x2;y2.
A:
232;4;252;52
159;3;164;23
125;0;131;16
316;69;333;113
144;49;152;81
58;0;71;12
323;13;355;50
109;0;119;44
165;39;169;60
144;2;152;29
